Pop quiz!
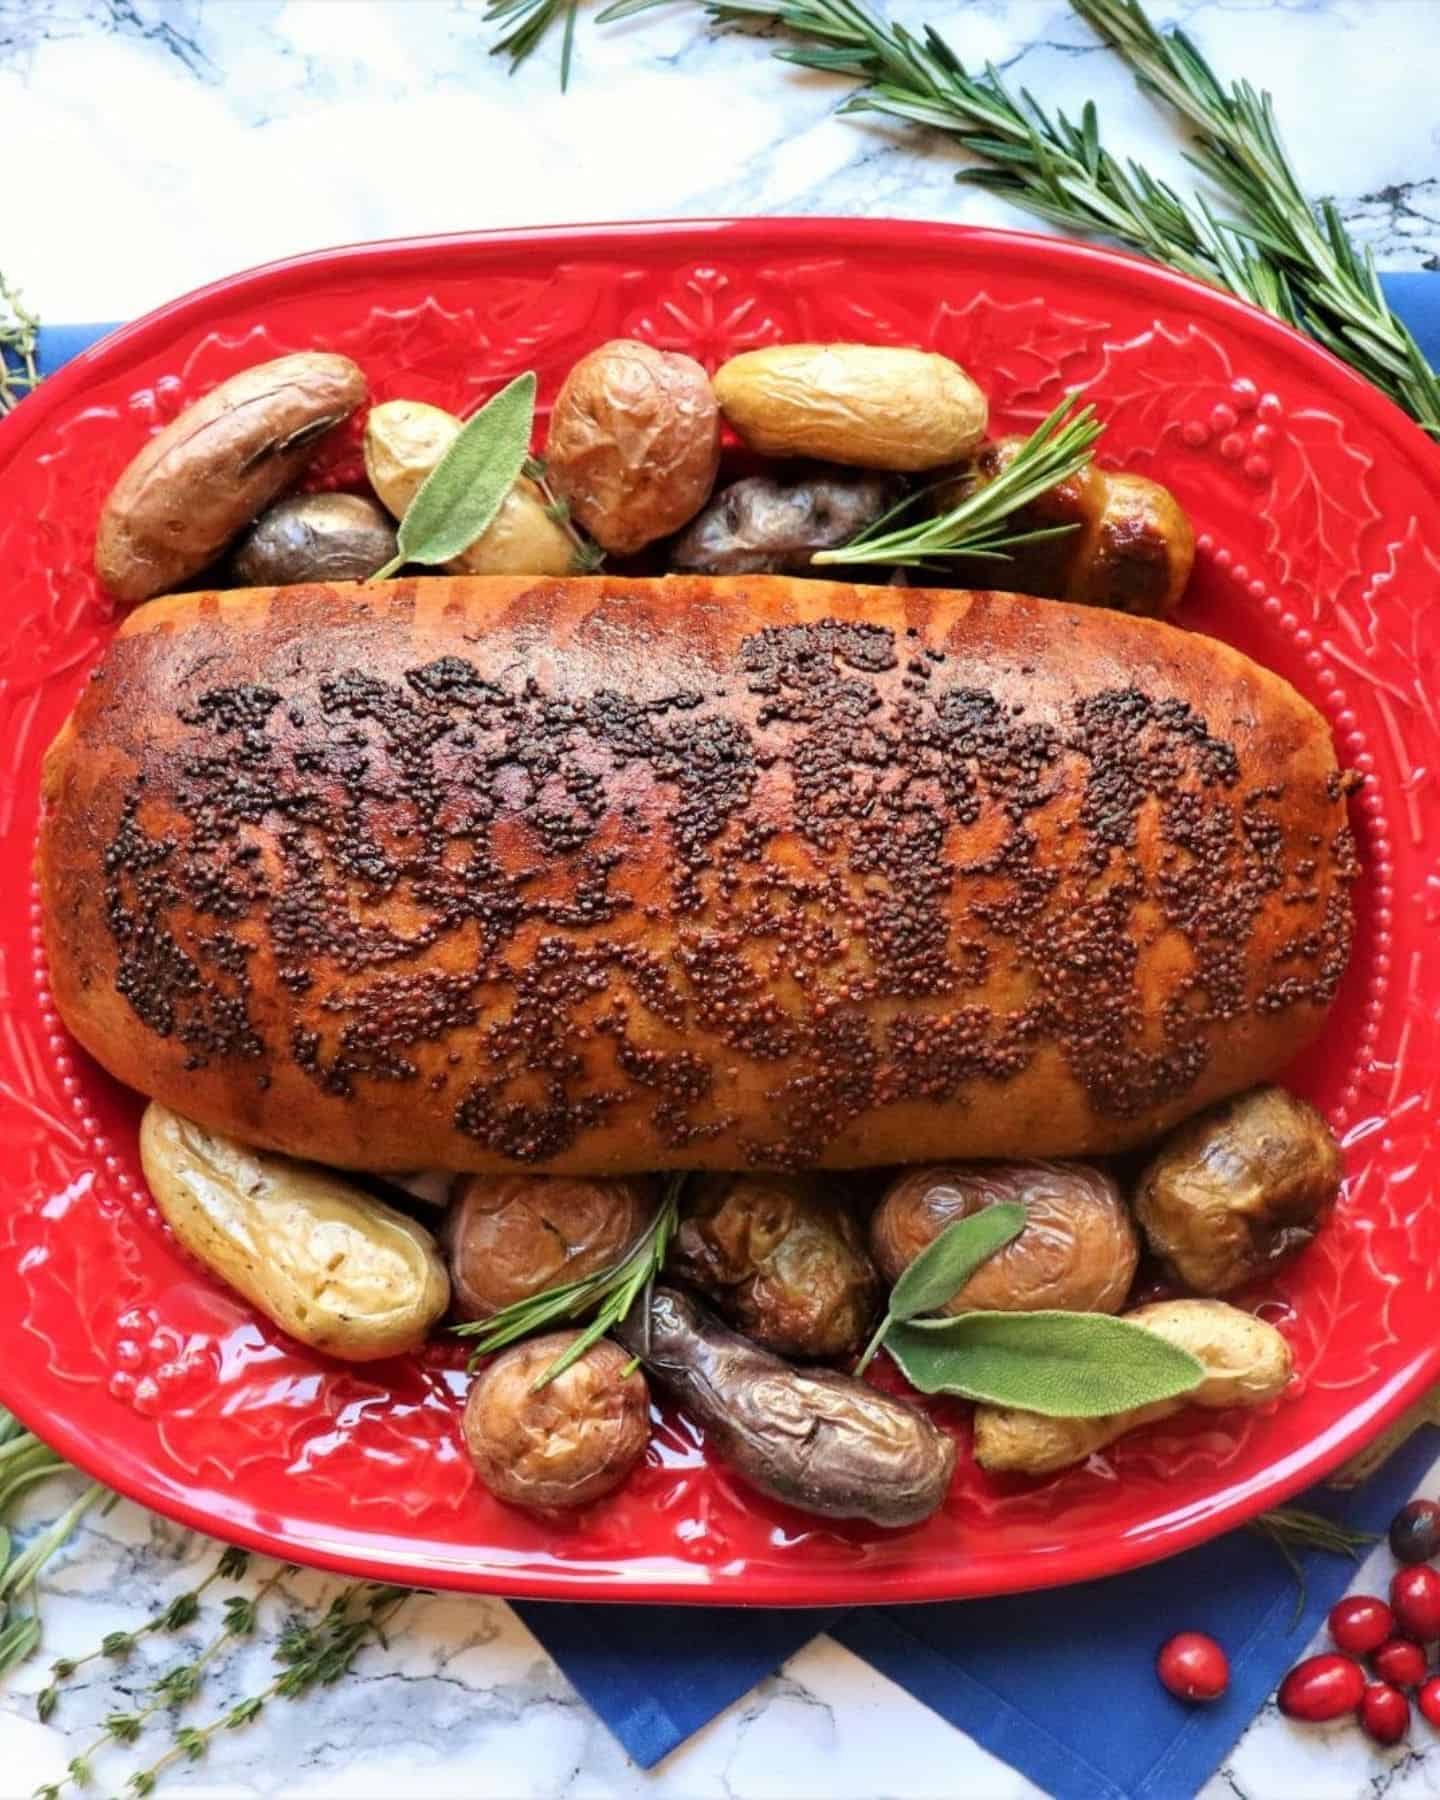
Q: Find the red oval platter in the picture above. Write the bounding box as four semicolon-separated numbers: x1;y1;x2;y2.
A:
1;219;1436;1605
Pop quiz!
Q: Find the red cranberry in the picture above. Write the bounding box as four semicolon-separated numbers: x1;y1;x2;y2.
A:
1372;1638;1428;1689
1328;1595;1394;1656
1389;1499;1440;1565
1360;1681;1410;1746
1392;1565;1440;1641
1417;1675;1440;1728
1157;1632;1229;1702
1277;1653;1366;1722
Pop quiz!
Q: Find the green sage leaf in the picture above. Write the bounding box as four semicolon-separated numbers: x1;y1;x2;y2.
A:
889;1204;1027;1322
372;372;536;578
884;1310;1206;1417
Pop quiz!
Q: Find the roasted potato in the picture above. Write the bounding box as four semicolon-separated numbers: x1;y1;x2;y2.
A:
668;1173;878;1357
447;1173;656;1321
714;344;987;471
462;1332;650;1511
871;1162;1138;1316
363;398;574;576
95;352;367;602
138;1102;449;1361
669;468;903;574
936;440;1195;618
230;492;397;587
1135;1086;1342;1295
545;339;720;553
617;1286;955;1527
972;1298;1292;1476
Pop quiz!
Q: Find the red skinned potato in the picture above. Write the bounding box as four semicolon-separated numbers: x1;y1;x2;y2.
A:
545;339;720;553
462;1332;650;1511
95;353;367;602
446;1173;656;1321
870;1162;1138;1315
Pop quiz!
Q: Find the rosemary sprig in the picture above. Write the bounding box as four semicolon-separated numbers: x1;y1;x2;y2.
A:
454;1173;683;1384
484;0;582;89
813;392;1102;568
1248;1506;1379;1630
523;454;605;572
36;1547;251;1723
0;274;41;417
117;1583;410;1799
1073;0;1440;434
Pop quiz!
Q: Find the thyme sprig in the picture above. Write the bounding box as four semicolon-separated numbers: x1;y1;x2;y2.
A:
36;1547;252;1724
523;454;606;572
813;392;1102;569
0;274;41;417
37;1565;287;1800
117;1583;410;1799
0;1408;104;1685
454;1173;684;1384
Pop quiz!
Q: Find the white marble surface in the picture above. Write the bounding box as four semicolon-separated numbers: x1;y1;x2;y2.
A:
5;1;1440;1795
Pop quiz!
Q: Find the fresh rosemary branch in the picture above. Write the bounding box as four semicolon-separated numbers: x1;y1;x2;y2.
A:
484;0;582;89
37;1547;251;1723
813;392;1102;568
1072;0;1440;434
0;1408;103;1685
1248;1506;1379;1630
454;1173;683;1383
117;1583;410;1799
0;274;41;417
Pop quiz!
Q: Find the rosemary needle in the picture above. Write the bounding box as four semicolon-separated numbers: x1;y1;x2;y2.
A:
813;392;1102;569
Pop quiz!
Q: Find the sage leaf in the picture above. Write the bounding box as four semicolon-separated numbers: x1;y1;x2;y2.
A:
854;1204;1025;1376
890;1203;1027;1321
371;371;536;579
884;1310;1206;1417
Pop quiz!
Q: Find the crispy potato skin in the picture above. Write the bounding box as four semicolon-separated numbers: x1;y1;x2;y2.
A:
95;353;367;602
546;340;720;553
938;440;1196;618
139;1102;449;1361
462;1333;650;1511
40;575;1354;1174
715;345;987;470
972;1298;1293;1476
669;1173;879;1357
870;1161;1139;1315
447;1173;656;1320
1135;1085;1342;1293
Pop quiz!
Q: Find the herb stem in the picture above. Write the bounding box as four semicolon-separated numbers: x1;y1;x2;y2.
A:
0;274;41;416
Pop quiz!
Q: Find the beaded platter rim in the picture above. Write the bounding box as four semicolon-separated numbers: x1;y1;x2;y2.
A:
0;218;1436;1605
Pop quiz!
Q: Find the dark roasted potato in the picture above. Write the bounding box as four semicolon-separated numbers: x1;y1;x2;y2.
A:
462;1331;650;1511
668;1173;878;1357
870;1162;1138;1316
1135;1085;1341;1294
669;469;902;575
447;1173;655;1321
616;1286;954;1527
935;439;1195;618
95;352;368;601
230;493;397;587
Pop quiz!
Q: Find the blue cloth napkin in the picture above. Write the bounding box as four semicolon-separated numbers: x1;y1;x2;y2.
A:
23;272;1440;1796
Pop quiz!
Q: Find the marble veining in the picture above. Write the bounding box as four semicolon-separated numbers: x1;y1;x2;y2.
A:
3;0;1439;1794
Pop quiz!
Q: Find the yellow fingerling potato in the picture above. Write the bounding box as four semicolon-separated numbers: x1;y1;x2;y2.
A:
971;1299;1292;1477
714;344;987;471
363;398;574;576
140;1103;450;1362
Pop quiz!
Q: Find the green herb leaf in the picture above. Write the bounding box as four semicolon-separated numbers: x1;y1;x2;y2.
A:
889;1204;1027;1322
883;1310;1205;1416
855;1204;1025;1376
371;372;536;579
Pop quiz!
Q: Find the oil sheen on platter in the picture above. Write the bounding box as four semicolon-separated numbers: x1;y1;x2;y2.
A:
0;219;1434;1604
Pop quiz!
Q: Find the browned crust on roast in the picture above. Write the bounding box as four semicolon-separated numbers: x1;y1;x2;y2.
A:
38;575;1356;1173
